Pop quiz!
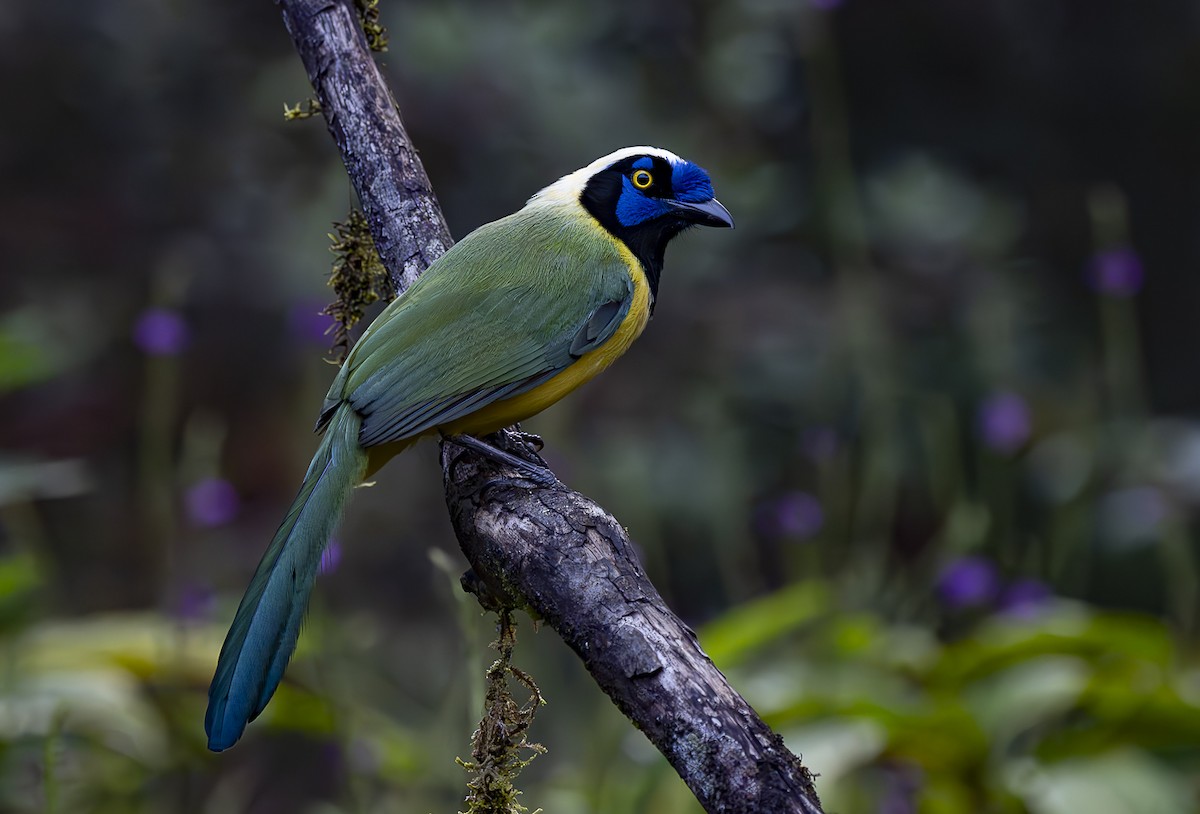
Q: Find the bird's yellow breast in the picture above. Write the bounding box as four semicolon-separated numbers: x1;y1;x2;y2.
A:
439;237;652;437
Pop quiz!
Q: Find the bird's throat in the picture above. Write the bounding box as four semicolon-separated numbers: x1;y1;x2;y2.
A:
614;227;672;311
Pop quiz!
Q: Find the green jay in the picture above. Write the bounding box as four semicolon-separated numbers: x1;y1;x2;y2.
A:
205;146;733;751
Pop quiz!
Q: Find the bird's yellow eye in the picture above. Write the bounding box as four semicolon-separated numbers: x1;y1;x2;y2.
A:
631;169;653;189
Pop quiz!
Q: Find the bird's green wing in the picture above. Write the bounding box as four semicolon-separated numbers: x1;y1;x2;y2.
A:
319;210;635;448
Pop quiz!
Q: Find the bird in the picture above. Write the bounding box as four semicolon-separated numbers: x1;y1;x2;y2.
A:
204;146;733;751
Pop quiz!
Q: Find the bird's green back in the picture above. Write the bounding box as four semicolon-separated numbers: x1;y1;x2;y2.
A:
319;204;637;447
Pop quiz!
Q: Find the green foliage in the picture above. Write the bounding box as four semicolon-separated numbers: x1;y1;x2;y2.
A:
0;332;52;393
0;309;85;394
0;552;42;632
700;588;1200;814
0;613;434;812
701;581;829;666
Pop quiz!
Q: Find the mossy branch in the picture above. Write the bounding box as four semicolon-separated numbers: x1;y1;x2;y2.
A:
283;99;322;120
457;612;546;814
354;0;388;52
324;209;392;362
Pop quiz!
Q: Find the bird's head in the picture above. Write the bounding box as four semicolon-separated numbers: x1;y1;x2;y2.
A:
529;147;733;302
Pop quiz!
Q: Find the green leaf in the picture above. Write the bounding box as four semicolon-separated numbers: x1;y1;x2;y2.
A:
963;655;1090;746
698;581;830;665
934;608;1175;687
1009;749;1195;814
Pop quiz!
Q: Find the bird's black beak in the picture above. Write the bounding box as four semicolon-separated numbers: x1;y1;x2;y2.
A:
667;197;734;228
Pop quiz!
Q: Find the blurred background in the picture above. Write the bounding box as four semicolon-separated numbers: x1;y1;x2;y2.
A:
3;0;1200;811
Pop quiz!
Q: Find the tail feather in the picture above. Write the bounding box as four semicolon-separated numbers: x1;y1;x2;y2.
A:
205;407;366;751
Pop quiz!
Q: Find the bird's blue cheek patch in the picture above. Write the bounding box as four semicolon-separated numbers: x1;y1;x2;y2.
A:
616;177;670;227
671;161;715;203
632;157;654;170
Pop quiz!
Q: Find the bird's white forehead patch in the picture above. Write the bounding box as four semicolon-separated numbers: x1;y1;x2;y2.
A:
527;146;685;208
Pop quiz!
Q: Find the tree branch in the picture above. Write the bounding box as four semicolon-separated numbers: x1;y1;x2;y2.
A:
278;0;450;293
275;1;824;811
444;434;823;814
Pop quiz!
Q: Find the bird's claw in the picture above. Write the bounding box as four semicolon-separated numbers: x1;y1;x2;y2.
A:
507;428;545;452
446;433;558;487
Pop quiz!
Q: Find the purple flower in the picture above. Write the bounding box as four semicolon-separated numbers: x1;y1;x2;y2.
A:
184;478;240;527
289;300;338;345
176;582;215;621
878;762;922;814
977;391;1032;454
319;539;342;575
320;740;344;772
998;579;1053;619
133;308;189;356
937;556;1000;609
348;737;380;773
757;491;824;540
1087;246;1144;298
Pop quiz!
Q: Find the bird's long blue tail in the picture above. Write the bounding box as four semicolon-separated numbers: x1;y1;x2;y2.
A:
205;406;366;751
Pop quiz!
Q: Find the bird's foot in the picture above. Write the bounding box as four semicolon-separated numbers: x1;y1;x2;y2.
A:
445;433;558;487
506;427;544;452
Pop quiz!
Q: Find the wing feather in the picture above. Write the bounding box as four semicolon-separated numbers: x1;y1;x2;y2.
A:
320;208;635;448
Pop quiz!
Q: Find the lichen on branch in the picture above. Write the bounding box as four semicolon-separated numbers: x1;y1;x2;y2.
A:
457;612;546;814
283;99;322;120
324;209;392;362
355;0;388;52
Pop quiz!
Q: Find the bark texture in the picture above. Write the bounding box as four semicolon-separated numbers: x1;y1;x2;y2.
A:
443;434;824;814
278;0;451;293
275;1;824;811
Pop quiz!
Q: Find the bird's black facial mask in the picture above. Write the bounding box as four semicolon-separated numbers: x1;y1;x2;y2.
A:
581;154;732;306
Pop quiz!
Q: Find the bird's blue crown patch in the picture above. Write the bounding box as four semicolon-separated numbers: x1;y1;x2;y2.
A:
614;158;716;227
671;161;715;203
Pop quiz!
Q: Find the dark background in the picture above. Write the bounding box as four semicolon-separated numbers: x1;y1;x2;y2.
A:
1;1;1198;812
